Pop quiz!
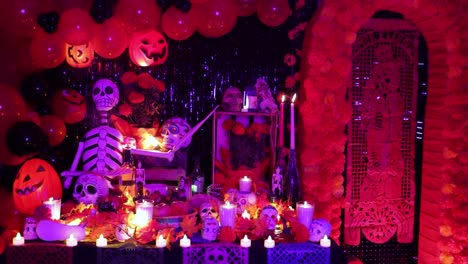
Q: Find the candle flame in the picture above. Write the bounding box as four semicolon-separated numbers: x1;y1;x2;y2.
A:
267;235;273;241
243;235;249;240
291;93;297;103
16;233;21;238
69;234;75;239
68;219;82;226
242;210;251;219
99;234;104;239
49;197;53;202
281;95;285;103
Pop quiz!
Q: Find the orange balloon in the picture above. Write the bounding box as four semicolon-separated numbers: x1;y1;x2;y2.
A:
161;7;197;41
58;8;96;45
257;0;290;27
29;31;66;69
93;18;128;59
196;0;238;38
237;0;257;17
114;0;161;34
39;115;67;146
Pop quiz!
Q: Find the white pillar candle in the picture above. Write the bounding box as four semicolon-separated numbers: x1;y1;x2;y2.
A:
219;201;236;227
179;234;191;248
296;201;314;229
290;93;296;150
156;234;166;248
66;234;77;247
43;197;61;220
12;233;25;246
135;199;154;226
320;235;331;247
240;235;251;248
264;235;275;248
96;234;107;247
279;95;285;147
239;176;252;192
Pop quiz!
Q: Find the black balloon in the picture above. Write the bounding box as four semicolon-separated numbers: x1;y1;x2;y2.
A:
175;0;191;13
6;121;48;157
0;164;21;191
20;74;51;109
90;0;115;23
37;12;60;33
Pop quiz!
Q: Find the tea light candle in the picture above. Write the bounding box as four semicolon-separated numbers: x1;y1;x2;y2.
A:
156;234;166;248
320;235;331;247
66;234;77;247
296;201;314;229
219;201;236;227
239;176;252;192
43;197;61;220
264;235;275;248
135;199;154;226
241;210;251;220
240;235;251;248
12;233;25;246
180;234;191;248
96;234;107;247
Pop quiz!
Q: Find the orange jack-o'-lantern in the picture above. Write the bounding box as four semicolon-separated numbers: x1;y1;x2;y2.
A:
65;42;94;68
13;158;63;216
129;30;168;67
51;89;87;124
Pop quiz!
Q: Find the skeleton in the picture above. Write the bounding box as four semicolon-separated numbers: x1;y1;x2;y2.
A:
61;78;124;189
260;205;278;230
73;173;110;204
23;217;38;240
160;117;191;151
255;78;278;113
204;247;228;264
200;202;219;220
272;167;283;197
308;218;332;242
201;217;219;241
221;86;243;112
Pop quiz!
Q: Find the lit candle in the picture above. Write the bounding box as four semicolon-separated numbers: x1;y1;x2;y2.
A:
66;234;77;247
43;197;61;220
135;199;154;226
12;233;25;246
96;234;107;247
156;234;166;248
219;201;236;227
179;234;191;248
296;201;314;229
264;235;275;248
279;95;285;147
241;210;251;220
240;235;251;248
290;93;296;150
320;235;331;247
239;176;252;193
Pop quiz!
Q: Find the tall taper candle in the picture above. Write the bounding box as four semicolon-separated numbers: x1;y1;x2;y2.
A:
279;95;285;147
290;94;296;150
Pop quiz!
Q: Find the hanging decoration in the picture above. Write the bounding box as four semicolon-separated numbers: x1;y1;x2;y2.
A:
128;30;169;67
65;42;95;68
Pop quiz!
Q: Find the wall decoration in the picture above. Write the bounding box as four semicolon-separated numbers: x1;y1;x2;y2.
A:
129;30;169;67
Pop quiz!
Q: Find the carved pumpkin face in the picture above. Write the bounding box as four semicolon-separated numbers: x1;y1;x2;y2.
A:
129;30;168;67
65;42;94;68
51;89;87;124
13;158;63;216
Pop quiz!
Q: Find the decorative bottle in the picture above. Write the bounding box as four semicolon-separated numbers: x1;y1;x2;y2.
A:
190;158;205;194
119;148;136;197
283;149;301;207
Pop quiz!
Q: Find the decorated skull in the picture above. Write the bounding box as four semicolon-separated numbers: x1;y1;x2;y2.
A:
201;217;219;242
73;173;109;205
309;218;332;242
124;136;137;149
204;247;228;264
115;223;134;242
92;78;119;112
23;217;38;240
221;86;243;112
260;205;278;230
200;202;218;220
160;117;191;151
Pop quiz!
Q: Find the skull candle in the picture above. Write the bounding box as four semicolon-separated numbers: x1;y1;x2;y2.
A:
73;173;109;205
23;217;38;240
260;205;278;230
200;202;219;220
308;218;332;242
201;217;219;241
160;117;191;151
92;78;119;112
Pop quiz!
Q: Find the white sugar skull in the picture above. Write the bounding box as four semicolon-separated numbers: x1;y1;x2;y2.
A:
200;202;218;220
221;87;243;112
236;192;256;215
23;217;38;240
309;218;332;242
92;78;119;112
160;117;191;151
115;223;134;242
201;217;219;241
73;173;110;204
124;137;137;149
260;205;278;230
204;247;228;264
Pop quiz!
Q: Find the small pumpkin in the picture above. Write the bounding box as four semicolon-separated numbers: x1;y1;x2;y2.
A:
65;42;94;68
129;30;168;67
13;158;63;216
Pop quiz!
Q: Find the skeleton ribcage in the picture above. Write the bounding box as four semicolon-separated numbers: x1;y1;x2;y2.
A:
82;126;123;172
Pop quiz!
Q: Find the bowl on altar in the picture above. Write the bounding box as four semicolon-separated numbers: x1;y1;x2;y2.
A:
153;208;197;228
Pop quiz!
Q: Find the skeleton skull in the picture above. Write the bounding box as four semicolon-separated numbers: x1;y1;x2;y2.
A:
160;117;191;151
200;202;219;220
308;218;332;242
221;87;243;112
204;247;228;264
260;205;278;230
92;78;119;112
23;217;38;240
73;173;109;205
201;217;219;241
123;137;137;149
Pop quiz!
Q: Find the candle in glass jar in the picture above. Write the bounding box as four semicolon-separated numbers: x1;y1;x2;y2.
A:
180;234;191;248
290;93;296;150
296;201;314;229
156;234;166;248
43;197;61;220
135;199;154;226
264;235;275;248
240;235;251;248
66;234;77;247
320;235;331;247
219;201;236;227
239;176;252;192
96;234;107;247
12;233;25;246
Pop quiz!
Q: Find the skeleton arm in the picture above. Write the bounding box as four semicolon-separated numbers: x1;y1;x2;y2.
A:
61;141;85;188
